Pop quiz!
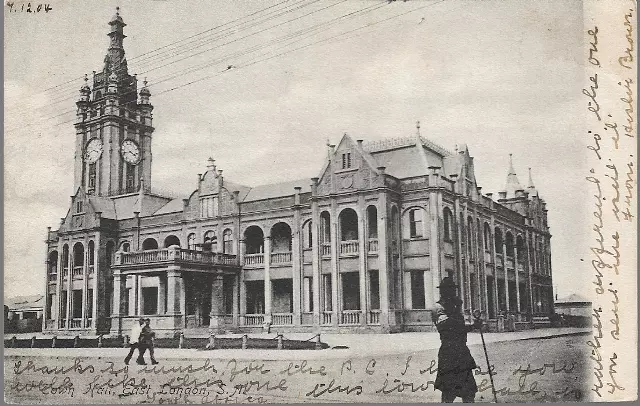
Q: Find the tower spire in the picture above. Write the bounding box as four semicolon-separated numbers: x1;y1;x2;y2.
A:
105;7;128;75
527;167;539;196
503;153;523;198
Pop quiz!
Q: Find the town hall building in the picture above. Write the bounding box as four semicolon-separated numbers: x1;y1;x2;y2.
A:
43;11;554;337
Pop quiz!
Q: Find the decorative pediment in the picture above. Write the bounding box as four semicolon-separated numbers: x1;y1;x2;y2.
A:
316;134;381;195
60;187;102;232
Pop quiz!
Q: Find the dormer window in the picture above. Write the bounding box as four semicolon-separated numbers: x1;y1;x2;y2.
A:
75;201;83;213
341;152;352;169
200;196;219;218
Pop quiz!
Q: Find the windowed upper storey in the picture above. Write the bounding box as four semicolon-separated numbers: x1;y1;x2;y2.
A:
200;195;219;218
341;152;352;169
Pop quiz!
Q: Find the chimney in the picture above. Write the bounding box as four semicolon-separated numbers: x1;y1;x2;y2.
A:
294;186;302;205
428;166;441;175
377;166;386;175
311;177;319;195
498;191;507;200
182;199;189;211
197;174;202;189
486;192;493;199
356;139;363;148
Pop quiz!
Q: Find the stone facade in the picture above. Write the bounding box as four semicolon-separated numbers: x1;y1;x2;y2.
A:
43;12;554;337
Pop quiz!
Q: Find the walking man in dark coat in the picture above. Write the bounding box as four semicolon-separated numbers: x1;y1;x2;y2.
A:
434;277;482;403
140;318;159;365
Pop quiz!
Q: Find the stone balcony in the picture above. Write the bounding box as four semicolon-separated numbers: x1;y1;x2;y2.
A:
113;247;240;271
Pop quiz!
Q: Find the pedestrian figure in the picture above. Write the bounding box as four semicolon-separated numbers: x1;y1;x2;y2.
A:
140;318;159;365
434;277;482;403
124;317;146;365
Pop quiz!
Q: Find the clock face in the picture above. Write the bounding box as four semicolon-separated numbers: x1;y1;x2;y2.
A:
121;139;141;164
84;138;103;163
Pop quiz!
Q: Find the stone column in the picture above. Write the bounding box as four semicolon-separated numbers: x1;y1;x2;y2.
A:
110;270;126;335
263;236;272;328
92;235;99;332
166;269;181;314
490;219;499;318
55;240;63;329
209;274;224;333
292;191;302;325
239;239;246;326
377;191;390;328
525;231;534;317
66;244;72;330
502;241;509;312
310;193;321;327
157;275;166;314
329;200;339;326
137;275;143;316
428;190;441;310
357;196;367;325
232;274;239;327
81;239;88;328
514;244;521;313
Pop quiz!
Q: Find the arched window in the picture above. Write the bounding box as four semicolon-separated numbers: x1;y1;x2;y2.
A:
73;242;84;267
164;235;181;248
244;226;264;254
320;212;331;243
203;230;217;252
88;241;95;266
516;235;525;263
142;238;158;250
339;208;358;241
119;241;130;252
505;232;514;258
271;223;292;252
391;206;400;247
408;208;423;238
483;223;491;251
443;207;453;241
302;220;313;249
223;229;233;254
367;206;378;239
48;251;58;275
187;233;196;250
62;244;69;269
106;241;115;267
494;228;503;253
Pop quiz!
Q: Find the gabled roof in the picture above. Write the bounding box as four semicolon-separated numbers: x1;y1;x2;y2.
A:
6;294;44;311
555;293;591;304
370;146;427;179
153;198;185;215
243;179;311;202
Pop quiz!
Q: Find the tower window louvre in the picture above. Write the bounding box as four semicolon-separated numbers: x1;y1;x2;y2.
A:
341;152;352;169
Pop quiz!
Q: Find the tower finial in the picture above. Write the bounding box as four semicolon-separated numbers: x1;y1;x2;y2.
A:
416;120;420;130
207;157;216;171
116;6;120;14
508;153;516;175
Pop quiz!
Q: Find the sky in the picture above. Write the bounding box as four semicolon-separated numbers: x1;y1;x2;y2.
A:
4;0;587;299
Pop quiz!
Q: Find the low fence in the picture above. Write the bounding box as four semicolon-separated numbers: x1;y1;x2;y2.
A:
4;333;329;351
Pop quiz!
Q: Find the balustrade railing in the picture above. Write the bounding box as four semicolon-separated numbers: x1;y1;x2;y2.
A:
70;318;82;328
243;314;264;326
88;265;95;275
62;268;69;278
48;273;57;282
321;311;333;325
244;253;264;266
271;252;292;264
368;310;381;324
272;313;293;326
86;318;93;328
117;248;239;267
72;266;83;277
340;310;361;325
321;244;331;256
368;239;379;253
340;240;359;255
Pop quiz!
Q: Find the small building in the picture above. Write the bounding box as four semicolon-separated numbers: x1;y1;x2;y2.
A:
554;293;591;318
5;294;44;333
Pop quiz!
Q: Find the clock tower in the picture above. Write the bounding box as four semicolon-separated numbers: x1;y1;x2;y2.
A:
74;8;154;196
